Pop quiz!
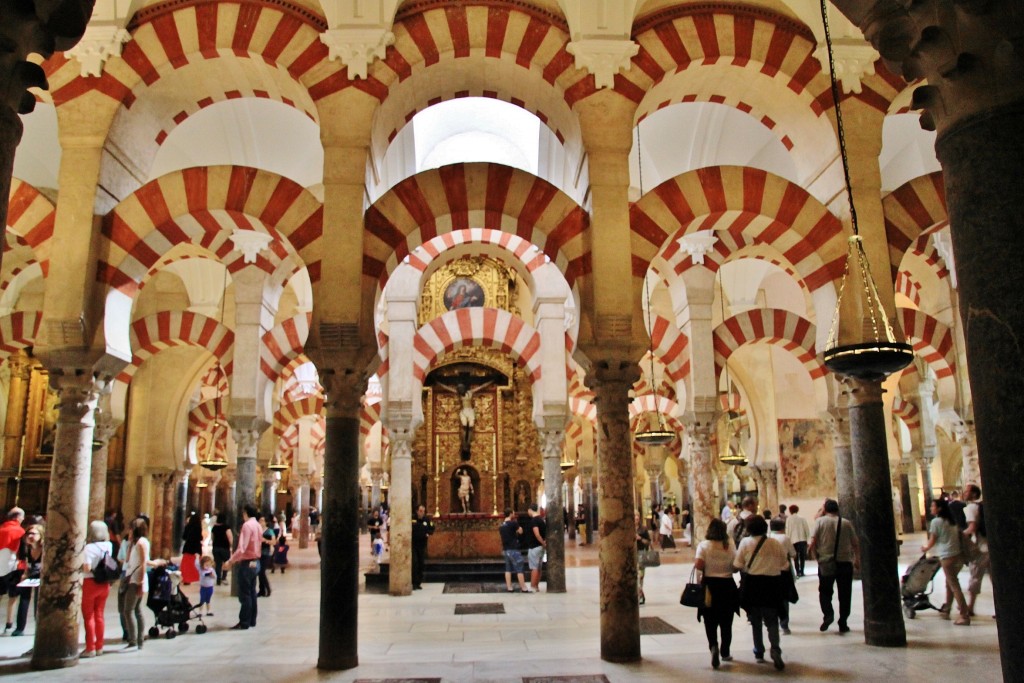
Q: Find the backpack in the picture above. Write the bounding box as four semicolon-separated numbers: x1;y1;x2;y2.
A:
91;546;119;584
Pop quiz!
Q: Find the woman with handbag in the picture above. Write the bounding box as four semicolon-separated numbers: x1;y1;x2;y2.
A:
734;515;790;671
81;521;114;657
11;524;43;637
635;512;651;605
694;518;738;669
921;498;970;625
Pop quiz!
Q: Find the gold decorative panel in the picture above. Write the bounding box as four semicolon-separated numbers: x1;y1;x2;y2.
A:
418;256;520;326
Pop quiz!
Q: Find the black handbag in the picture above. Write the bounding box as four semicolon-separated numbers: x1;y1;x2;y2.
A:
680;567;706;608
738;536;767;610
785;561;799;604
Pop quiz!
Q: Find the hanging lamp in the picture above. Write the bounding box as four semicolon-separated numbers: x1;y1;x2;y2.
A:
716;269;748;466
194;478;209;489
200;266;230;471
633;123;676;447
818;0;912;381
267;450;290;472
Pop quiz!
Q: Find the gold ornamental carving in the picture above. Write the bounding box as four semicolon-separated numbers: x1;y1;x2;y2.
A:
418;255;521;326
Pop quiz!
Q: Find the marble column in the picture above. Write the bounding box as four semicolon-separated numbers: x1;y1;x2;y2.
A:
387;430;413;596
299;475;312;549
261;470;278;522
580;464;595;545
845;378;905;647
171;469;190;555
539;424;567;593
826;396;857;522
160;472;176;557
3;351;31;470
590;361;640;663
760;463;779;513
318;371;364;670
87;420;116;523
937;103;1024;676
231;427;261;530
897;459;915;534
957;420;980;488
151;474;167;555
31;374;102;669
915;451;935;521
685;414;716;549
370;466;383;511
205;474;220;518
566;474;577;542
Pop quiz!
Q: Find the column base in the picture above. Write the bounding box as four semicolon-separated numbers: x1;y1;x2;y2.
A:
863;619;907;648
31;653;78;670
317;654;359;671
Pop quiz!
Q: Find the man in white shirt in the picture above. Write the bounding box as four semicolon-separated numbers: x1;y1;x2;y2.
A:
727;496;756;545
963;484;990;616
785;505;811;577
808;499;860;633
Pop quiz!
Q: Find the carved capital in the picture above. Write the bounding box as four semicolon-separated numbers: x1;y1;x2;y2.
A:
64;25;131;77
676;231;719;265
813;39;879;94
539;428;566;460
319;367;367;418
52;371;105;423
565;38;639;89
231;427;262;459
841;376;885;406
319;27;394;79
228;229;273;264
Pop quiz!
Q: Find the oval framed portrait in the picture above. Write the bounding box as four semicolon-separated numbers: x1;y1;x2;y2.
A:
443;277;485;310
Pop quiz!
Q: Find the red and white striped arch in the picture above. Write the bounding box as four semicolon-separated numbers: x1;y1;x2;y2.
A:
631;167;846;294
2;232;42;296
118;311;234;383
895;270;923;307
883;172;946;283
365;163;588;288
650;315;691;383
370;2;589;142
898;308;956;380
273;395;324;439
42;0;376;107
5;179;54;277
713;308;825;380
0;311;42;357
410;308;542;385
891;394;921;433
260;313;312;382
187;399;221;439
400;229;550;284
360;400;383;440
623;6;832;115
629;393;685;457
640;96;794;150
102;166;322;296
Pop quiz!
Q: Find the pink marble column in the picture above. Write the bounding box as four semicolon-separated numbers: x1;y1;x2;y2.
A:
31;374;102;669
87;421;116;523
591;360;641;663
387;430;413;597
686;414;716;548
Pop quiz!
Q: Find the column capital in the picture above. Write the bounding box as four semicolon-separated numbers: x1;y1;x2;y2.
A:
840;376;885;406
566;38;640;89
317;366;369;418
230;423;265;460
6;350;32;380
539;427;566;460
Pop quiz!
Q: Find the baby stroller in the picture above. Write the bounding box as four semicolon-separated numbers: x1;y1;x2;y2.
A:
901;554;943;619
147;565;208;638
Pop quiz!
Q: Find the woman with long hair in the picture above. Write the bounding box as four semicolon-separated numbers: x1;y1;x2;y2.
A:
121;518;151;650
180;511;203;585
11;524;43;637
635;511;651;605
694;518;738;668
81;520;113;657
921;498;970;625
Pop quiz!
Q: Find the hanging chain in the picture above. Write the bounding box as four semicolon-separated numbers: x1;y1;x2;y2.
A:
820;0;859;236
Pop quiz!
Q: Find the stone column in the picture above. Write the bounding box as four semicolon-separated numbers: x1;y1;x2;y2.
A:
31;374;103;669
231;426;262;533
299;475;312;549
897;459;915;534
204;473;221;518
3;351;31;470
261;470;278;522
914;450;935;521
579;464;595;545
370;466;383;511
386;428;413;596
760;463;779;513
685;413;716;548
539;423;567;593
566;473;577;542
590;360;640;663
844;378;905;647
151;474;167;555
160;472;176;557
171;469;190;555
318;370;365;670
957;420;980;488
87;419;116;523
825;392;856;522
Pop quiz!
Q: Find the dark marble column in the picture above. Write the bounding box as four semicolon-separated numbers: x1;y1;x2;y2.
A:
261;471;278;522
938;102;1024;677
171;470;189;555
318;371;364;670
539;425;566;593
87;421;115;523
31;374;101;669
590;360;640;663
897;460;915;534
845;378;905;647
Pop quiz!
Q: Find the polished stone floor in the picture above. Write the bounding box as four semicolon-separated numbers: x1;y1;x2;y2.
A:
0;531;1001;681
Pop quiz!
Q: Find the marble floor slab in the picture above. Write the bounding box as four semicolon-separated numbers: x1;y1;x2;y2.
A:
0;531;1001;682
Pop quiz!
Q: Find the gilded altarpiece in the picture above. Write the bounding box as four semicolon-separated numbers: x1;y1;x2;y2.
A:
410;257;541;559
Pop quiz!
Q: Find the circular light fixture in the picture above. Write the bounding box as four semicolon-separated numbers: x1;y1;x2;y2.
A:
267;459;289;472
195;480;209;489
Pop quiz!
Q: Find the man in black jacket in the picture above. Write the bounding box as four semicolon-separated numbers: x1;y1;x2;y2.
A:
412;505;434;590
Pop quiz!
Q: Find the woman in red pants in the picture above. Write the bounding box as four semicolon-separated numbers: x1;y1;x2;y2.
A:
81;521;114;657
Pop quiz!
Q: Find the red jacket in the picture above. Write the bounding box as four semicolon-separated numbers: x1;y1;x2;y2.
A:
0;520;25;575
